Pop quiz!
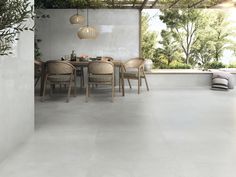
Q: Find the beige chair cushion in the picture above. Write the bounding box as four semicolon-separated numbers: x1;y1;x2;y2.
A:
89;75;113;82
123;71;145;78
48;75;72;82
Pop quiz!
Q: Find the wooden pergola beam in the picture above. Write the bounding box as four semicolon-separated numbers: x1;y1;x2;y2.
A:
169;0;181;8
133;0;137;7
140;0;149;10
207;0;231;8
151;0;159;8
188;0;205;8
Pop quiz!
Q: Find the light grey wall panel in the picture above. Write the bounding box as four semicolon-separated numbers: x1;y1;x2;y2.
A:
36;9;139;61
0;0;34;162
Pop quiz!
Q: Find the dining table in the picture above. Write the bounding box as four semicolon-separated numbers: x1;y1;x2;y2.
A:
39;59;124;96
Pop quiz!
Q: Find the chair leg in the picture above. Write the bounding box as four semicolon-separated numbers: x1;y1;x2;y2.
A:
80;77;82;88
86;84;89;102
82;75;84;88
138;78;140;94
41;75;48;102
74;81;76;97
119;78;121;92
119;67;122;92
35;77;40;87
143;74;149;91
74;74;77;97
127;79;132;89
67;80;72;103
50;84;53;96
122;77;125;96
112;79;115;103
88;84;91;97
81;66;84;88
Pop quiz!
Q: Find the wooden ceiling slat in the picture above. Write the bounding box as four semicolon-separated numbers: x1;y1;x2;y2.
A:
35;0;226;9
151;0;159;8
169;0;181;8
188;0;206;8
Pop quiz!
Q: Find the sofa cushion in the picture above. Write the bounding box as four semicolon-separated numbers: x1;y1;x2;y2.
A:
211;71;234;89
212;78;228;90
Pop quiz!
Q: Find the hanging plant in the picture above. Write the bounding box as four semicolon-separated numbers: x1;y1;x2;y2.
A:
0;0;34;56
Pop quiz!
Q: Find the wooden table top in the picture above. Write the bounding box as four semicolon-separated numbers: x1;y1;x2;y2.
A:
68;60;123;67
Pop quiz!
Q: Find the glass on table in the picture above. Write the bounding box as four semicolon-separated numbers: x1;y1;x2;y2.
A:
64;55;70;61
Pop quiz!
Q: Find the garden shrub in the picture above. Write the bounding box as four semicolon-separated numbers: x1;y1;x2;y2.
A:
205;61;225;69
228;62;236;68
169;62;191;69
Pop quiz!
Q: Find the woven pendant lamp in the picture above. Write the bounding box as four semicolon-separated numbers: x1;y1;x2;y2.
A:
77;9;98;39
70;9;84;25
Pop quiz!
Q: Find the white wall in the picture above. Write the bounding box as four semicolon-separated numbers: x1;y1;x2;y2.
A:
135;73;236;89
0;1;34;162
36;9;140;61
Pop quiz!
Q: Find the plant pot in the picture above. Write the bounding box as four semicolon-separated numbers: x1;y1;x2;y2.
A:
144;59;153;72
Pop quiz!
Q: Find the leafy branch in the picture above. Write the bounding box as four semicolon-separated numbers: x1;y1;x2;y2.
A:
0;0;34;56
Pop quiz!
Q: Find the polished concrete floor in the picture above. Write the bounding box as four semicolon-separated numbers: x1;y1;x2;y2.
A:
0;86;236;177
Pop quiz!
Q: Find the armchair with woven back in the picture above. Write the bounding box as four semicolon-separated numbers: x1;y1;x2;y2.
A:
34;60;44;87
86;61;115;102
120;57;149;96
41;60;77;102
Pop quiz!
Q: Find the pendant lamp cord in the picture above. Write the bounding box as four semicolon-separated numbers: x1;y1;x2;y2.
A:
76;0;79;15
87;8;89;27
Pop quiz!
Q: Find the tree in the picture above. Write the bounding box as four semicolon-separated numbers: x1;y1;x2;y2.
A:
141;13;158;59
159;9;203;65
190;12;215;68
156;30;182;65
191;34;215;68
210;12;235;61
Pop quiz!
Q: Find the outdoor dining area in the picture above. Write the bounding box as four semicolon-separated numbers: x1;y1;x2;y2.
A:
35;57;149;102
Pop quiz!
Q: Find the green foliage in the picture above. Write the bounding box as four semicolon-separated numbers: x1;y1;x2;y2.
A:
205;61;225;69
141;13;158;59
152;54;169;69
35;0;222;9
35;38;42;59
228;62;236;68
144;9;236;69
35;0;102;8
209;12;233;61
153;58;191;69
34;10;50;59
169;62;191;69
0;0;33;56
156;30;182;65
159;9;203;65
191;29;215;68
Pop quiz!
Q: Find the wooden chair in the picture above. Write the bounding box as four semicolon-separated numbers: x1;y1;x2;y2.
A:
41;60;76;102
34;60;44;87
120;58;149;96
86;61;115;102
